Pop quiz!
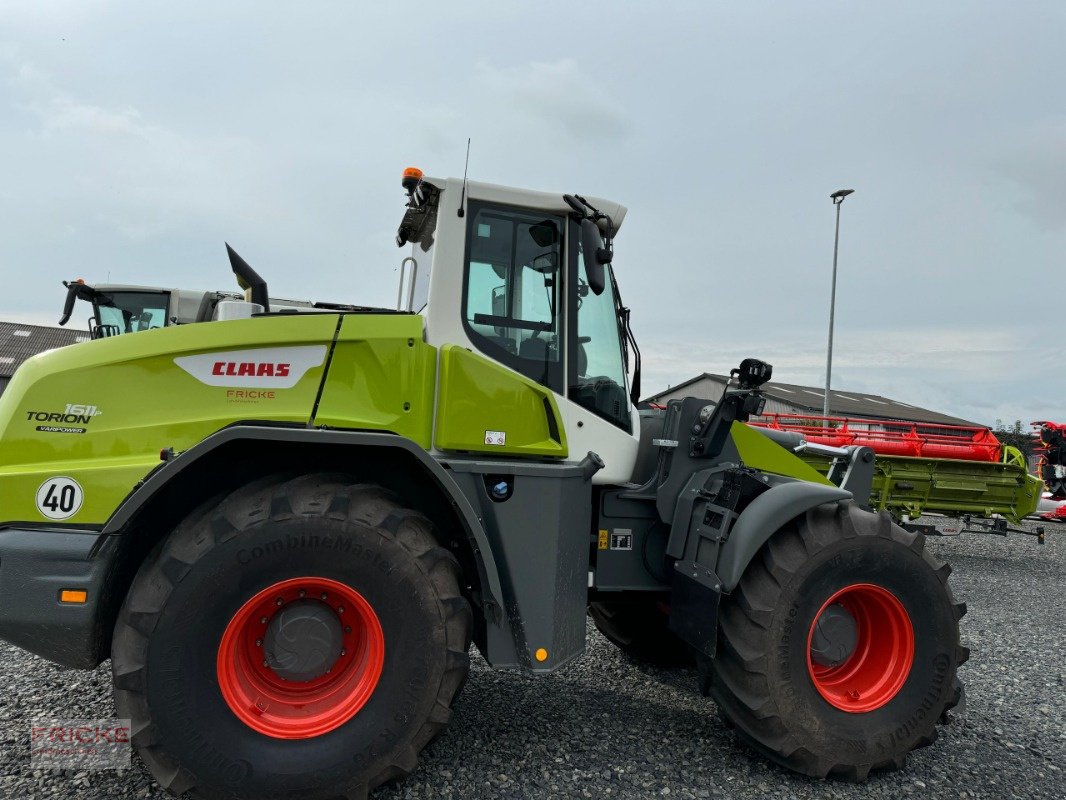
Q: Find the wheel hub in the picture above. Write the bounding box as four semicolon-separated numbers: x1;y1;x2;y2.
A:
806;583;915;713
216;576;385;739
809;602;858;668
264;599;344;682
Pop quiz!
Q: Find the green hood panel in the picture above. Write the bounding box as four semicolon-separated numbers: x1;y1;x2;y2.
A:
312;314;436;447
0;315;339;525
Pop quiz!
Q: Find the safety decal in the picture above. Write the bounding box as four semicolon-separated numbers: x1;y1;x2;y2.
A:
174;345;327;389
36;477;84;520
598;529;609;550
484;430;507;446
610;529;633;550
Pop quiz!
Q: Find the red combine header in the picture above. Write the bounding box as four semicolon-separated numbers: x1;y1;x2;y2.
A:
749;413;1002;462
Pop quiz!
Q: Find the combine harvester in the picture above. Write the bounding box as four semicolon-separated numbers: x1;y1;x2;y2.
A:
749;413;1045;542
55;247;364;338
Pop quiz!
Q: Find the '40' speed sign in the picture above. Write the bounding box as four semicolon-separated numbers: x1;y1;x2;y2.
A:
36;477;84;520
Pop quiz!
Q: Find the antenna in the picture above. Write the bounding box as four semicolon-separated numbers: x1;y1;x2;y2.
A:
457;137;471;218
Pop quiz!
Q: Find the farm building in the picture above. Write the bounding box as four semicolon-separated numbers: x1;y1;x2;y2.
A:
0;322;86;398
643;373;982;428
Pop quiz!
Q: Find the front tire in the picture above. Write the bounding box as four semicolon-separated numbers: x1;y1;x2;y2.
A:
710;502;967;780
112;475;472;800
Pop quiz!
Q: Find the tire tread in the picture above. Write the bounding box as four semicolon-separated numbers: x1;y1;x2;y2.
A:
112;474;472;800
710;502;966;780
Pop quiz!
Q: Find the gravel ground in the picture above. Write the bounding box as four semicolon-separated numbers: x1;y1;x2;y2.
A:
0;518;1062;800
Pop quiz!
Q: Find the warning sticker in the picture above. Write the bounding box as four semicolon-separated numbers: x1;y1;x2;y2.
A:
610;529;633;550
598;529;609;550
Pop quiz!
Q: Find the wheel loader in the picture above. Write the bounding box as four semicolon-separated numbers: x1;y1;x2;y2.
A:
0;169;966;799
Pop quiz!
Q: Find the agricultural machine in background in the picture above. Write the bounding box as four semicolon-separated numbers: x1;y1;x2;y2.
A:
1033;421;1066;522
56;246;365;338
749;414;1045;542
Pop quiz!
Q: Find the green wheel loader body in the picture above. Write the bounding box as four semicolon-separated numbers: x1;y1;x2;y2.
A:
0;173;971;795
0;314;339;524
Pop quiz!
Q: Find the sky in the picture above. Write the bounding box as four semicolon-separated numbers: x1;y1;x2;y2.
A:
0;2;1061;427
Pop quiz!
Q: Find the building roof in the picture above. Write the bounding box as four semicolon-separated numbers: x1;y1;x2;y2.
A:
0;322;86;380
644;372;982;428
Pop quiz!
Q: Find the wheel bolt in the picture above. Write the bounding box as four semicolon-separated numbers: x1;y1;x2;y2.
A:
262;660;269;667
340;649;347;657
298;589;306;598
260;616;268;624
337;606;344;614
275;597;284;606
255;639;262;647
320;593;328;600
344;626;351;634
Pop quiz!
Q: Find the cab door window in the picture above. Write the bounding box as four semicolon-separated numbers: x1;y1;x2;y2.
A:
463;203;564;392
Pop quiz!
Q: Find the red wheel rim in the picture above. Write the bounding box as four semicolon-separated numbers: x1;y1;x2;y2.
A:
217;577;384;739
806;583;914;713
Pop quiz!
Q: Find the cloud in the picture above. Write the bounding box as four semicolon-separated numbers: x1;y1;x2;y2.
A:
476;58;630;143
9;59;146;137
639;324;1041;425
993;117;1066;230
0;5;1059;428
2;56;282;242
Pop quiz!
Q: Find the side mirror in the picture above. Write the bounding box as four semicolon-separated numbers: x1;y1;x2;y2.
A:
59;282;79;326
580;218;609;296
531;252;558;273
59;279;97;326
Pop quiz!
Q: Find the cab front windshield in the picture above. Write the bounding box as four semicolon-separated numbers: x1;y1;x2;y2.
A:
93;291;169;337
570;255;631;433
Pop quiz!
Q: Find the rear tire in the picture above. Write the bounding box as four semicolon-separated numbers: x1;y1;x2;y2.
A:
710;502;967;780
112;475;472;800
589;595;695;668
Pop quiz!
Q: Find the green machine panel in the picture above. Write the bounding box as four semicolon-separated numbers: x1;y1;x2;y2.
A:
434;345;566;458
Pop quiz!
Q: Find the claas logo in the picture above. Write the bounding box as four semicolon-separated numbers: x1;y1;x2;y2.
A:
211;361;292;378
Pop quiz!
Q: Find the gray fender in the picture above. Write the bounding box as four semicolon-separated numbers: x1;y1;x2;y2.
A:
98;425;507;614
717;481;852;592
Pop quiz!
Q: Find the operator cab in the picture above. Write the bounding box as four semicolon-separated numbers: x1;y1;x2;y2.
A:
58;281;178;339
395;169;642;484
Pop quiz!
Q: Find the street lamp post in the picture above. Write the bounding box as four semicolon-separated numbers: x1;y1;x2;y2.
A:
824;188;855;419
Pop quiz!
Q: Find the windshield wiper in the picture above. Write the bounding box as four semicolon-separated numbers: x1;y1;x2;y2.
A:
612;273;641;404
